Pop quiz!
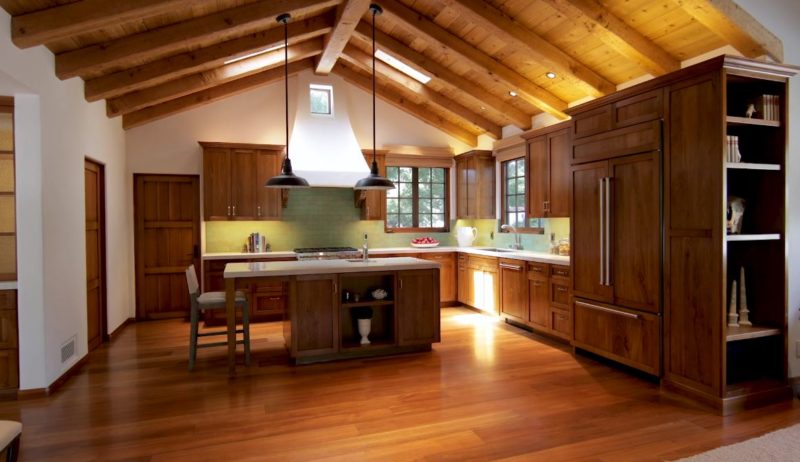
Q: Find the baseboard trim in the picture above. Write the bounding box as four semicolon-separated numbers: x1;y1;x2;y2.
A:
17;355;89;400
109;317;135;340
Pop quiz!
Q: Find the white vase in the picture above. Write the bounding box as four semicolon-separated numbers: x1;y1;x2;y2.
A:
357;318;372;345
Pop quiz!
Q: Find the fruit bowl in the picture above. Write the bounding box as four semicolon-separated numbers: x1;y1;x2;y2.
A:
411;237;439;248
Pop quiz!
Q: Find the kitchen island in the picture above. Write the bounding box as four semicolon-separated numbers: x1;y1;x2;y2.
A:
223;257;441;374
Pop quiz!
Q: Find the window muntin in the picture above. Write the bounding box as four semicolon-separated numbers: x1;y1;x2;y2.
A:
501;157;544;231
386;166;448;231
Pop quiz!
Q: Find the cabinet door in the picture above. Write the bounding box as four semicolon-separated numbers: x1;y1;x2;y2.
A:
255;150;282;220
465;266;480;308
609;152;661;313
456;156;469;218
483;269;499;315
290;274;338;357
397;269;440;345
229;149;257;220
360;152;386;220
203;148;230;220
466;156;477;218
251;279;287;319
474;155;495;219
548;129;570;217
528;277;549;330
499;259;527;321
457;255;469;304
527;136;548;218
571;161;613;303
549;307;571;340
417;253;456;302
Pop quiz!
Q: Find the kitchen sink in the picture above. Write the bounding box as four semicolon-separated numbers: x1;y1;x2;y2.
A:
345;259;382;263
481;248;519;253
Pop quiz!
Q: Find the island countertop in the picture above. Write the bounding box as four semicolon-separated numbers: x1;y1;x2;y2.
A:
224;257;440;278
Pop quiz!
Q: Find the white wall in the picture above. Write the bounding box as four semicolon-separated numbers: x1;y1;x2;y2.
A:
0;10;131;389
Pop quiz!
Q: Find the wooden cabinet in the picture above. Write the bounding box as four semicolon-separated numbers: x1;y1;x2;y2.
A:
398;269;441;345
354;150;387;220
288;274;339;358
0;290;17;391
462;255;499;315
415;252;456;303
521;262;571;340
457;253;468;304
200;142;283;221
455;150;494;219
499;259;527;322
523;122;571;218
527;264;549;331
203;257;292;323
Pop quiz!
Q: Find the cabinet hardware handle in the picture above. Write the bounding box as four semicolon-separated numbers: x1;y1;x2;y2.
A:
333;282;337;294
576;301;639;320
499;263;521;271
531;266;542;272
399;279;403;289
598;177;605;286
269;296;281;301
604;177;612;286
227;205;231;216
556;287;567;292
257;205;261;217
232;205;237;216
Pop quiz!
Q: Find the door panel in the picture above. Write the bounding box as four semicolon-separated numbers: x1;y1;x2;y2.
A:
571;161;612;303
135;175;200;320
230;149;257;219
527;136;547;218
291;275;338;355
548;129;570;217
528;277;548;330
85;160;105;351
202;148;229;220
398;269;440;345
255;150;282;219
499;259;527;321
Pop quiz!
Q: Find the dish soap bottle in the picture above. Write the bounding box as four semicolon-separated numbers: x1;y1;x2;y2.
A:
549;233;558;255
362;233;369;261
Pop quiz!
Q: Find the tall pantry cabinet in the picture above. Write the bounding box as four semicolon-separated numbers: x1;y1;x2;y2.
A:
567;56;797;414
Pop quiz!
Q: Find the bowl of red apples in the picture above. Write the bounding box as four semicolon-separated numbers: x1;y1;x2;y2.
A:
410;237;440;248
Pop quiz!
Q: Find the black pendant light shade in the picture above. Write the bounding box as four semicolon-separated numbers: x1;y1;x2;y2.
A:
266;13;309;189
354;3;395;191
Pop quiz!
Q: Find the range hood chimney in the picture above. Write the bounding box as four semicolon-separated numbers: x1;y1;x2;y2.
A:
288;71;370;187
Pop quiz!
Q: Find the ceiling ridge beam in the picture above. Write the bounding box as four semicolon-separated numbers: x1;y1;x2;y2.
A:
341;44;502;138
107;39;322;117
378;0;568;120
439;0;615;97
671;0;783;62
11;0;211;49
335;63;478;147
55;0;341;80
84;13;334;102
315;0;371;74
352;22;531;129
541;0;679;75
123;59;315;130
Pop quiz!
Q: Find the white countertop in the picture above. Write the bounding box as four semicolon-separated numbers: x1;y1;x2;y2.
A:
206;246;569;265
0;281;17;290
224;257;440;278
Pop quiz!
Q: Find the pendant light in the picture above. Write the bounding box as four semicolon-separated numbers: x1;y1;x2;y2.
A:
266;13;310;189
354;3;395;191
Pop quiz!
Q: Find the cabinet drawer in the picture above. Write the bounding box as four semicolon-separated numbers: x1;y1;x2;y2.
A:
613;89;663;128
527;262;549;279
252;279;287;294
419;252;454;261
572;120;661;164
573;299;660;375
573;105;612;139
469;256;498;271
0;291;15;311
549;307;571;340
206;260;231;272
550;281;570;307
0;310;17;349
550;265;570;279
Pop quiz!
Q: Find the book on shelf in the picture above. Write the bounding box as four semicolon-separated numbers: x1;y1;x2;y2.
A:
752;94;780;121
726;135;742;163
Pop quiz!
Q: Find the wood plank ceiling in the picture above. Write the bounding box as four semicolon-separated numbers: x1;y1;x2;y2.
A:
0;0;783;146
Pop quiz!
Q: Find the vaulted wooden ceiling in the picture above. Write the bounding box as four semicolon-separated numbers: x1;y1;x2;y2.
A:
0;0;783;146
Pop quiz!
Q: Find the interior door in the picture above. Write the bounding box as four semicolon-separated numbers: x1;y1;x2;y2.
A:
571;161;612;303
134;175;200;320
85;160;106;351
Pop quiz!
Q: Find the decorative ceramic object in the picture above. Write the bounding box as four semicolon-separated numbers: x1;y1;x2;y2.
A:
746;103;757;118
728;280;740;327
739;267;752;326
727;196;746;234
371;289;388;300
358;318;371;345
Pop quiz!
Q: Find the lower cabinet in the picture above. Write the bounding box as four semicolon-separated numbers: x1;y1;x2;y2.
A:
0;290;17;391
398;269;441;345
457;254;469;304
499;259;527;322
290;274;338;357
462;255;499;315
527;263;549;331
415;253;456;303
502;261;572;342
203;258;292;324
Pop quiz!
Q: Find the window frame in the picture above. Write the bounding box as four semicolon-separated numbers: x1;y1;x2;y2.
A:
384;166;450;233
500;156;544;235
309;84;333;116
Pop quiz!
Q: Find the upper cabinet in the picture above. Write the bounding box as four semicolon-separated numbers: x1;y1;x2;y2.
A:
200;142;283;221
455;150;494;219
522;121;571;218
354;150;387;221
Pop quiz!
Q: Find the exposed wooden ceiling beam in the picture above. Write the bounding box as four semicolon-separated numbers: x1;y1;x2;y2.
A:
10;0;207;49
85;13;334;102
108;39;322;117
352;22;531;129
341;44;501;138
315;0;370;74
540;0;679;75
439;0;615;97
335;63;478;147
123;59;314;130
378;0;568;120
55;0;341;80
672;0;783;62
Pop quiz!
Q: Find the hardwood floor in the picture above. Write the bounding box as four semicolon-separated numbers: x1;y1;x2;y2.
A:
1;307;799;461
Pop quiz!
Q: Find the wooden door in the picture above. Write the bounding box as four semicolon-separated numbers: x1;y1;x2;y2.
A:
397;269;440;345
255;150;283;220
202;147;230;220
499;259;527;322
85;160;106;351
456;156;468;218
290;274;338;356
528;276;549;330
609;152;661;313
571;161;613;303
527;135;547;218
134;175;200;320
548;129;571;217
229;149;257;220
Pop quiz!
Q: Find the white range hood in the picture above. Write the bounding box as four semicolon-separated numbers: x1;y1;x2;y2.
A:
288;72;370;187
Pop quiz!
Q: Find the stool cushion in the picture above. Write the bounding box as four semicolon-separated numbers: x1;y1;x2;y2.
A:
197;290;248;305
0;421;21;448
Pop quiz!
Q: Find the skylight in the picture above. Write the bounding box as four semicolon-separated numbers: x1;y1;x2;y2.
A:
375;50;431;84
224;44;285;65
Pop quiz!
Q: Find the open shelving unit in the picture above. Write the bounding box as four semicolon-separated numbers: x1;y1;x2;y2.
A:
339;272;397;350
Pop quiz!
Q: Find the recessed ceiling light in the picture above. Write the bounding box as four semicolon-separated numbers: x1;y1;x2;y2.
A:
480;106;486;110
546;72;557;79
509;91;518;97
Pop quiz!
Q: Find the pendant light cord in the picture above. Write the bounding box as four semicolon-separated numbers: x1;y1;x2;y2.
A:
284;18;290;161
371;7;377;167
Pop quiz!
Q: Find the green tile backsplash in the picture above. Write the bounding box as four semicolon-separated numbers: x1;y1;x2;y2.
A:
205;188;570;253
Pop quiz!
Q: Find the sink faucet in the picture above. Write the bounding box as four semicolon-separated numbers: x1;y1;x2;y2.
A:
500;224;523;250
362;233;369;261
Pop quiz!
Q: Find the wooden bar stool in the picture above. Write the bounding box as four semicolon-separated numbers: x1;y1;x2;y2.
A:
185;265;250;371
0;421;21;462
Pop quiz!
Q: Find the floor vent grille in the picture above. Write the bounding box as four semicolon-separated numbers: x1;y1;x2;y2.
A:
61;336;76;363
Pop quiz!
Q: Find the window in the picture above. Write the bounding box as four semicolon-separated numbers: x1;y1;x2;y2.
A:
502;158;543;231
386;167;448;231
309;84;332;115
375;50;431;84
